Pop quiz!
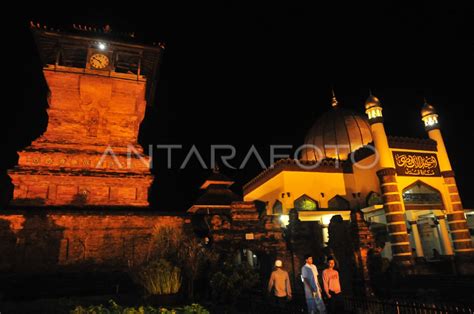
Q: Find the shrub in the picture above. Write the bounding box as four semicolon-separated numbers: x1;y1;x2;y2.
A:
70;299;209;314
209;260;259;304
132;259;182;295
144;226;218;300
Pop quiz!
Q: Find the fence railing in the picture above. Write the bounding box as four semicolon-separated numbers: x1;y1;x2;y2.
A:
343;296;473;314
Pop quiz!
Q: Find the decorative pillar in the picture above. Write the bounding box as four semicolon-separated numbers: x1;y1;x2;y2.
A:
409;221;424;258
377;168;412;265
436;215;454;255
421;101;474;255
442;172;473;254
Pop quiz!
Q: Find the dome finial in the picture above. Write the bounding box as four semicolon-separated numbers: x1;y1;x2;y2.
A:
365;90;381;110
421;97;437;118
420;97;439;130
331;88;338;107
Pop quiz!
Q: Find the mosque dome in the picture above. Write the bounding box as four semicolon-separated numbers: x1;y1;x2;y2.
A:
302;103;373;161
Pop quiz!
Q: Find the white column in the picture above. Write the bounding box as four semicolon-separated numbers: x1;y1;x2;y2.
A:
322;225;329;245
247;249;254;267
409;221;424;257
436;215;454;255
235;250;242;264
432;225;443;254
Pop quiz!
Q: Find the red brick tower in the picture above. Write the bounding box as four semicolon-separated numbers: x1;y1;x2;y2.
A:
8;24;163;207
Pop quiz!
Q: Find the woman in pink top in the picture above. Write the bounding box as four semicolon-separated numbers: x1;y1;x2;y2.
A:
322;257;342;313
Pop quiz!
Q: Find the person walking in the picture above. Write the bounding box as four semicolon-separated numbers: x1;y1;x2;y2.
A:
301;254;326;314
322;257;342;313
268;259;292;312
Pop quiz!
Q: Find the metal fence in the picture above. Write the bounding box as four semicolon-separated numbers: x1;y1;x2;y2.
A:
343;296;474;314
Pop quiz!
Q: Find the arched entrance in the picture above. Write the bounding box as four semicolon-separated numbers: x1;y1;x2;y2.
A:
402;181;452;258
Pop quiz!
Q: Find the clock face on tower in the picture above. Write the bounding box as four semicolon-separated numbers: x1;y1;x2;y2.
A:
89;53;110;69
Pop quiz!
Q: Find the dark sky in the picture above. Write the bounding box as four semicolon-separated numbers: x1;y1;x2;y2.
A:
3;4;474;210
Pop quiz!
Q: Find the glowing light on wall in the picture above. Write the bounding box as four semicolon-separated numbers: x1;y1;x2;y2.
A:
321;214;334;226
280;214;289;226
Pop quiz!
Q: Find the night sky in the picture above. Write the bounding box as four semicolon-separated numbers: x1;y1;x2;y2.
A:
3;4;473;211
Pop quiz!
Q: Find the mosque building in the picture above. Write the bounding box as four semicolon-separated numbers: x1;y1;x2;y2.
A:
243;91;474;263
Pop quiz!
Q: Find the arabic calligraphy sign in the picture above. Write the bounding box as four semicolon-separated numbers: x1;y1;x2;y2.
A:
393;151;441;177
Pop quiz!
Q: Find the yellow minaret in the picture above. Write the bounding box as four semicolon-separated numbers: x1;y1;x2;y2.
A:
365;92;394;168
365;92;413;267
421;100;452;171
421;100;474;255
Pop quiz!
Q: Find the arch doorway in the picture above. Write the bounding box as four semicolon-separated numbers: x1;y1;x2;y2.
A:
402;181;452;258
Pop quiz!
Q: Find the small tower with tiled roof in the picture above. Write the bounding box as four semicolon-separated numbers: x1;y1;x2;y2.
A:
188;167;241;214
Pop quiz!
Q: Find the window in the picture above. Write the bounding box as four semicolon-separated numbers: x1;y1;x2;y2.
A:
58;44;87;68
272;200;283;215
294;194;318;211
115;51;140;74
328;195;350;210
366;191;383;206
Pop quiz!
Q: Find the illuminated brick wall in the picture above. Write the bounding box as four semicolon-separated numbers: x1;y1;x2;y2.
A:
0;210;187;272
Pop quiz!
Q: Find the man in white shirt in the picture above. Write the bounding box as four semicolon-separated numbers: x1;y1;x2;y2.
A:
301;254;327;314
